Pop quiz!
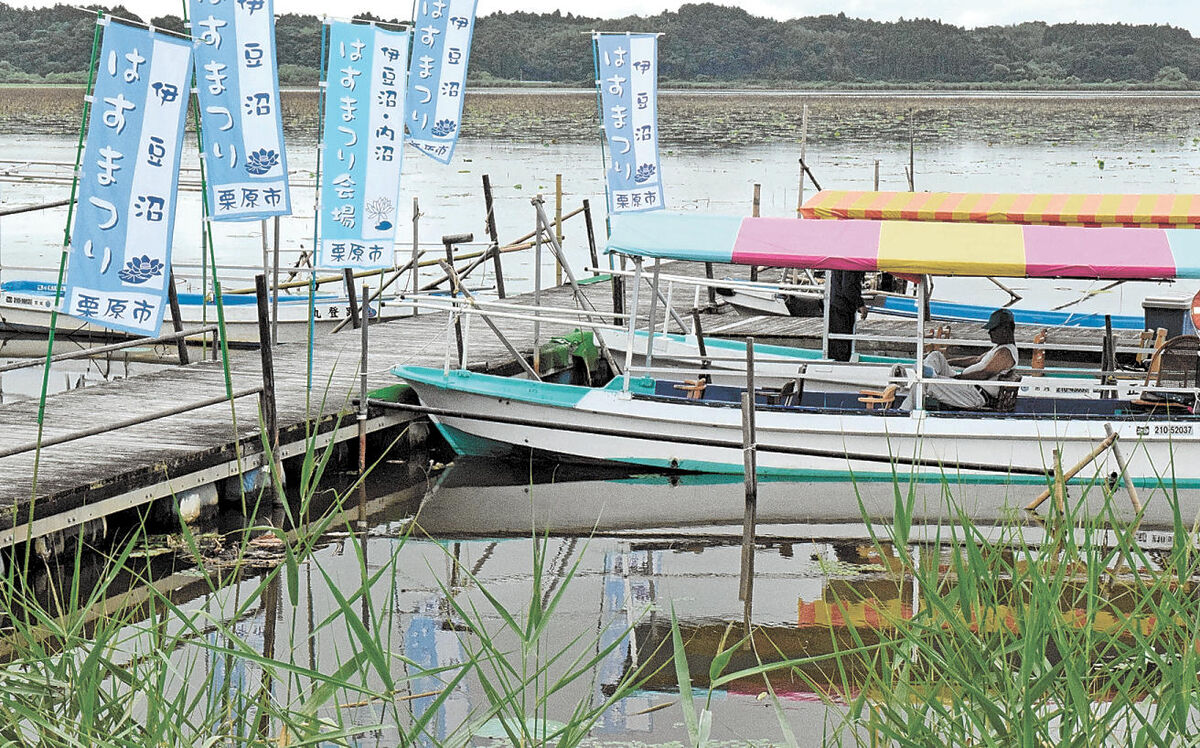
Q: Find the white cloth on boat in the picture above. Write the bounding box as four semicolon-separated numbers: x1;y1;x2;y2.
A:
901;344;1017;410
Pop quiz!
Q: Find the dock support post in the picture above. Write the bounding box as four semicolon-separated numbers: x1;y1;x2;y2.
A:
612;274;625;327
344;268;361;330
411;197;422;312
583;199;599;275
272;216;281;346
443;233;474;370
358;282;370;526
482;175;506;299
255;275;279;485
167;271;188;366
739;338;758;629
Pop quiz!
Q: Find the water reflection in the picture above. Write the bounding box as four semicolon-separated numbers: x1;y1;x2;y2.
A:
18;455;1199;743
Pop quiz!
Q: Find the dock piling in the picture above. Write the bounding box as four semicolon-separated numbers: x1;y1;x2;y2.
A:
583;199;599;274
167;271;189;365
344;268;361;330
482;175;507;299
254;275;278;464
443;233;474;369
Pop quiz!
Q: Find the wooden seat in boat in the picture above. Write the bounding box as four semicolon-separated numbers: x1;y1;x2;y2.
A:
1130;334;1200;412
1029;328;1047;376
859;384;898;410
673;378;708;400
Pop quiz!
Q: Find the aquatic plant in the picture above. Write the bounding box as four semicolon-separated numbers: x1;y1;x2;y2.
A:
700;477;1200;745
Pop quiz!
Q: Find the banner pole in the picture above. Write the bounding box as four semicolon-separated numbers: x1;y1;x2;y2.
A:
30;11;104;503
183;0;243;474
308;19;331;419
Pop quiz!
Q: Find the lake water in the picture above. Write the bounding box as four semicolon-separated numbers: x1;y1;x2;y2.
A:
5;91;1200;743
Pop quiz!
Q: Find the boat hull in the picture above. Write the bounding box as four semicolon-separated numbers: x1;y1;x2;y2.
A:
0;285;411;345
395;366;1200;486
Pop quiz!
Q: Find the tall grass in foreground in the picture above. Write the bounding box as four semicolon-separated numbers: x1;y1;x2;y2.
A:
690;480;1200;746
0;426;656;746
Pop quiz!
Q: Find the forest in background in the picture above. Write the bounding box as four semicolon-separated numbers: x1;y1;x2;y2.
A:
1;2;1198;88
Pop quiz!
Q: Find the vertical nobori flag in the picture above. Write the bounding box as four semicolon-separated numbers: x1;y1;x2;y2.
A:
190;0;290;221
65;20;191;337
406;0;477;164
594;33;664;214
318;21;410;270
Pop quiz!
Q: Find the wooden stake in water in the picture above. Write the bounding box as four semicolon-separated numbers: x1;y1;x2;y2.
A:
482;174;506;299
739;338;758;628
555;173;564;286
344;267;361;330
797;102;809;216
750;184;761;282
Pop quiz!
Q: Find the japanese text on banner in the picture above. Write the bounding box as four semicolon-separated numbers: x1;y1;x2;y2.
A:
594;33;664;214
317;21;410;270
406;0;477;164
65;20;192;337
190;0;291;222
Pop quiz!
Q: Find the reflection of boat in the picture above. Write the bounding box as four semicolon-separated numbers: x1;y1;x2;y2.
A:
0;280;411;345
396;212;1200;484
415;457;1195;535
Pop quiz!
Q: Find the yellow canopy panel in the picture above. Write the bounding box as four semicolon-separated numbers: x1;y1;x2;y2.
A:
800;191;1200;228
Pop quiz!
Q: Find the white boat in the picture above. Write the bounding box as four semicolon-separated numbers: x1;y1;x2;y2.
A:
0;280;412;345
394;210;1200;486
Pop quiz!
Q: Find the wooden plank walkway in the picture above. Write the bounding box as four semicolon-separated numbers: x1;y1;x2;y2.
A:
0;260;1147;544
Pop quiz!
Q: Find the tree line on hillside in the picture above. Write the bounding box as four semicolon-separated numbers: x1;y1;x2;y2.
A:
1;2;1197;87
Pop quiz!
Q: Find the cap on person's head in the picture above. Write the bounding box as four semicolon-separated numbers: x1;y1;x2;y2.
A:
984;308;1015;331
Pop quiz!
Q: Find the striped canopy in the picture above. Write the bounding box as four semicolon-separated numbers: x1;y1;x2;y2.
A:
606;213;1200;279
801;190;1200;228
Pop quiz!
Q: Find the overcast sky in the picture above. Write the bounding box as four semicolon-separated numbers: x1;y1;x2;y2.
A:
15;0;1200;34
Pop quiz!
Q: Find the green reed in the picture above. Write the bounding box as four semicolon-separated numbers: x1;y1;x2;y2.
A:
0;413;664;746
700;476;1200;746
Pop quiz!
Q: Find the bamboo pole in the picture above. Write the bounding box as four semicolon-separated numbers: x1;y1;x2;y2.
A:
1104;423;1142;512
1026;433;1119;511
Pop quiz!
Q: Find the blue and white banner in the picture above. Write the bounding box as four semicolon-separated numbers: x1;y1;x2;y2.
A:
317;21;410;270
190;0;290;222
594;33;664;214
406;0;477;164
65;20;192;337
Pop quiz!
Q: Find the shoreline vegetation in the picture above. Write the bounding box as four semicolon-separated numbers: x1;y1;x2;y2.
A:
1;3;1198;91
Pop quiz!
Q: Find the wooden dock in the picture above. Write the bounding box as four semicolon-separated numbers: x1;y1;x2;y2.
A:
0;260;1147;553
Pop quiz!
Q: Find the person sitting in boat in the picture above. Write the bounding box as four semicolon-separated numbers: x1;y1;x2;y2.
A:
901;308;1018;410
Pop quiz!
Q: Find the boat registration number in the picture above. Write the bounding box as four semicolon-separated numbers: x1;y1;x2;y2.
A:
1152;425;1193;436
2;293;52;309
